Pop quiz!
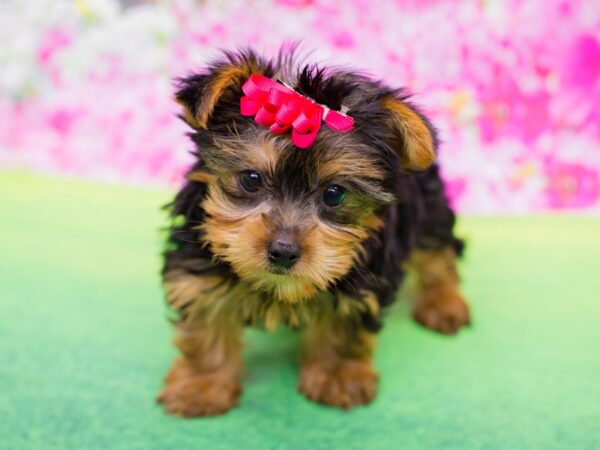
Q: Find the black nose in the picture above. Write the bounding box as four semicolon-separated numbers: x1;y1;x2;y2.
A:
268;239;301;269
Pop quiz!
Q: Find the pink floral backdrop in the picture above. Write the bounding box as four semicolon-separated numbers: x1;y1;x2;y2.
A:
1;0;599;213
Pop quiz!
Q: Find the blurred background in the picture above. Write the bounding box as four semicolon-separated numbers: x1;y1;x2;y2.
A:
2;2;600;448
2;0;599;213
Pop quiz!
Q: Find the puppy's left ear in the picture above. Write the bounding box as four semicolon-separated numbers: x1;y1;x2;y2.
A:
175;52;267;129
382;96;436;171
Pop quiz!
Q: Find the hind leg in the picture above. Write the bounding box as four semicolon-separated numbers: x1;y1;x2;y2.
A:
410;247;470;334
409;165;470;334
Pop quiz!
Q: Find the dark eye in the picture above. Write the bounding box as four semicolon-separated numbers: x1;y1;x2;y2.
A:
323;184;346;207
239;170;262;192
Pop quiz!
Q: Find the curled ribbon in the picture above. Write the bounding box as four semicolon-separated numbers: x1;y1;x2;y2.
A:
240;74;354;149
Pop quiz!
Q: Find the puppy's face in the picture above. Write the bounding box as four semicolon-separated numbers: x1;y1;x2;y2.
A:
198;130;394;302
177;51;436;302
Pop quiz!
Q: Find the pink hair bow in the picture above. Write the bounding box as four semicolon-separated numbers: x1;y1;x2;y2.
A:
239;74;354;149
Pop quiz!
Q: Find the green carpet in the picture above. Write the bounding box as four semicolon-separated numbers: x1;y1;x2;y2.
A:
1;171;599;450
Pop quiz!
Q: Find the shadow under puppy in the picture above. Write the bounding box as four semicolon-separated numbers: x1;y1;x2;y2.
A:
158;48;470;417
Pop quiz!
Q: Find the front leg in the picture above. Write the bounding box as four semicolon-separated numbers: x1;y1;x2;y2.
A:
157;270;243;417
298;303;378;409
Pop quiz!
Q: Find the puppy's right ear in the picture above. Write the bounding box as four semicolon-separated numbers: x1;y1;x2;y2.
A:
176;51;269;129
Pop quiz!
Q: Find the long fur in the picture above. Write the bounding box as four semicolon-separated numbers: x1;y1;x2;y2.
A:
163;48;463;331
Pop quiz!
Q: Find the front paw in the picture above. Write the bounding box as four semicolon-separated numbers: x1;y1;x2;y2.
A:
298;359;378;409
413;286;471;335
157;359;241;417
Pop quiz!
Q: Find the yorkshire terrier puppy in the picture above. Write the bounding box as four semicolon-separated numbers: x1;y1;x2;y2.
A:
157;48;470;417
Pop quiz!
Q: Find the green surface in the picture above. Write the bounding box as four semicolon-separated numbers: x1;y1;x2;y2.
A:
1;171;599;450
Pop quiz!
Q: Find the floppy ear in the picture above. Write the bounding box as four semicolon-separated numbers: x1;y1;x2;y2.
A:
382;96;436;171
175;52;268;129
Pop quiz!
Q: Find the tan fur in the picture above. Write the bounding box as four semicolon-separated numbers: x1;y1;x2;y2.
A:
164;267;381;332
162;53;467;418
157;281;244;416
300;222;369;291
157;357;242;417
316;144;395;205
163;269;220;313
316;148;386;181
199;172;375;303
180;60;263;129
163;269;237;324
382;96;435;170
198;64;261;128
298;302;378;408
248;135;282;173
178;98;201;129
212;131;283;176
160;267;382;416
409;247;470;334
360;213;384;232
187;170;217;184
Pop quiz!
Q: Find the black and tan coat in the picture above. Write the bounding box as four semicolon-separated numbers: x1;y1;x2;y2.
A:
157;48;470;417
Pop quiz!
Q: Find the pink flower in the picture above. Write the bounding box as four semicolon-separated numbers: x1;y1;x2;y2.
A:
47;108;79;135
562;34;600;92
331;31;355;49
278;0;315;7
2;0;600;212
37;28;71;66
545;160;599;209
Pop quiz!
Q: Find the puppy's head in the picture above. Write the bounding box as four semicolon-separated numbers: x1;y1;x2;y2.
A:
176;49;437;303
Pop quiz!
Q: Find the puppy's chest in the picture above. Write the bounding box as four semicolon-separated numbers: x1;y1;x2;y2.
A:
237;289;333;331
179;276;375;331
